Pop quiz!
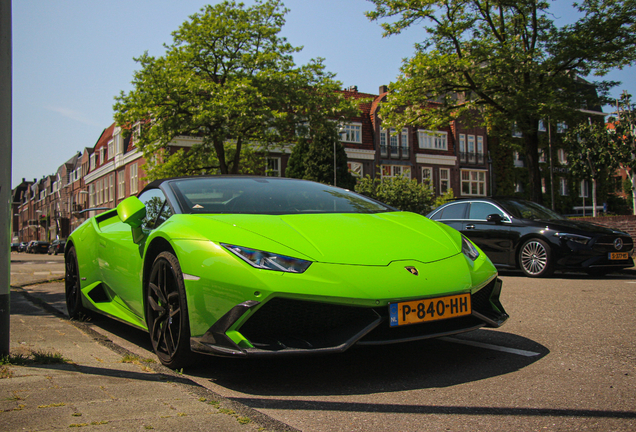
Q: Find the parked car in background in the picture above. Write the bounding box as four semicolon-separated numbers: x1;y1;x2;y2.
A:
11;243;20;252
27;241;50;254
25;240;37;253
17;242;28;252
48;239;66;255
427;197;634;277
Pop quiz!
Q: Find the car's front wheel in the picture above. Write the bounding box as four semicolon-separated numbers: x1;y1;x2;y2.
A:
146;251;194;369
519;238;554;277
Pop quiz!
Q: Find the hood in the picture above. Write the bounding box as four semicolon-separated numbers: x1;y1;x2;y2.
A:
529;218;629;236
195;212;460;266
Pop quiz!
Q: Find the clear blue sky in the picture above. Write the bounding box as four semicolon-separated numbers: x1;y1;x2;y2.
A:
11;0;636;188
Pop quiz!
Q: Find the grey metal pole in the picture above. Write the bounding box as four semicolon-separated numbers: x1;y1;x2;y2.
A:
0;0;12;356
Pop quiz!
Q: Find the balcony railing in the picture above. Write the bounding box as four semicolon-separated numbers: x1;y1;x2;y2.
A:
459;152;485;164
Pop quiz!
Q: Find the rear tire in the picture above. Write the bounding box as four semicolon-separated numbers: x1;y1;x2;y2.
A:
65;246;90;319
519;238;554;277
146;251;194;369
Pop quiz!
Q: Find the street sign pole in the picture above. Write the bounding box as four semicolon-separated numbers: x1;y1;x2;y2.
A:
0;0;12;356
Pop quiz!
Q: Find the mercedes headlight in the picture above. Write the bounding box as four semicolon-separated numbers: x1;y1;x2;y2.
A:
554;233;590;245
222;244;312;273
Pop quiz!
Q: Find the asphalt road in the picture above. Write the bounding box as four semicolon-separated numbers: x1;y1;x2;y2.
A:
10;253;636;431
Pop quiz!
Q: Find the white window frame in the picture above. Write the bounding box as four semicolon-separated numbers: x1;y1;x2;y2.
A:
107;140;114;161
418;130;448;150
560;178;568;196
439;168;450;194
130;164;138;195
461;169;487;196
340;123;362;143
558;148;567;164
109;174;115;202
99;148;105;165
89;184;95;207
421;167;432;185
381;165;411;179
380;128;388;157
266;157;281;177
477;136;484;156
400;128;409;158
118;170;126;199
390;128;399;157
90;154;96;171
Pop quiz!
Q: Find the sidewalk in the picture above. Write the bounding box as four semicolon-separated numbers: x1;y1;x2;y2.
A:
3;259;295;431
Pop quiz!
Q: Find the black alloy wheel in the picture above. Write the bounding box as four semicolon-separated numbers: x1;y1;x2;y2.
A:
65;246;89;318
519;238;554;278
146;251;193;369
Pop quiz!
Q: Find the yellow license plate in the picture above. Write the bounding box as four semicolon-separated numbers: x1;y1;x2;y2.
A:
389;293;471;327
609;252;629;260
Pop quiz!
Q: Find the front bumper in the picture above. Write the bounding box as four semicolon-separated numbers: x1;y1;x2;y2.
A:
191;277;508;357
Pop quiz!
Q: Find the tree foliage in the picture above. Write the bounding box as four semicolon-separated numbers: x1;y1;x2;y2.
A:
115;0;358;178
366;0;636;203
564;121;618;216
286;127;355;189
608;91;636;214
355;174;436;214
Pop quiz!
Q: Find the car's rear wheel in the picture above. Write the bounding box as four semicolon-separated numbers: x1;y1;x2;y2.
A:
519;238;553;277
65;246;90;318
146;251;193;369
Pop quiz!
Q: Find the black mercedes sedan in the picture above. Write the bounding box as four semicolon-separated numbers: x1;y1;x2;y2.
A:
427;198;634;277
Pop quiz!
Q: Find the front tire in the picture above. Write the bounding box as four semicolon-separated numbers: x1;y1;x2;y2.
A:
519;238;554;277
146;251;194;369
65;246;90;318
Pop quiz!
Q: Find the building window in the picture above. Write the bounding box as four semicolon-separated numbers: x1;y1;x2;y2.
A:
512;122;523;138
341;123;362;143
515;182;524;193
130;164;138;195
99;148;105;165
107;140;114;160
461;170;486;196
539;149;547;163
418;130;448;150
109;174;115;202
381;165;411;179
467;135;475;163
380;128;388;157
89;184;95;207
541;178;547;194
115;133;124;155
390;129;399;157
400;129;409;159
266;158;281;177
538;120;547;132
459;134;466;162
440;168;450;193
558;148;567;164
90;154;96;171
348;162;363;178
477;136;484;163
422;167;432;185
560;178;568;196
118;170;126;199
557;122;568;134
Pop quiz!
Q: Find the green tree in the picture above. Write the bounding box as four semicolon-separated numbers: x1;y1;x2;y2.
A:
366;0;636;204
115;0;358;178
355;174;435;214
564;121;618;216
286;127;355;189
609;91;636;214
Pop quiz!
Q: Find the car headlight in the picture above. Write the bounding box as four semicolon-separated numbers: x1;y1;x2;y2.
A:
222;244;312;273
554;233;591;245
461;236;480;261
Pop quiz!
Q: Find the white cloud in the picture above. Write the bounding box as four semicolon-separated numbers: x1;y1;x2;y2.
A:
45;105;103;127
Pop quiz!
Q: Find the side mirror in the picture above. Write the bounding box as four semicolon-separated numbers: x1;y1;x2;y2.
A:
117;196;146;244
486;213;503;224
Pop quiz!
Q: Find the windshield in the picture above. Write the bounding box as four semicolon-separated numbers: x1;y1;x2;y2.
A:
496;199;566;220
169;177;394;215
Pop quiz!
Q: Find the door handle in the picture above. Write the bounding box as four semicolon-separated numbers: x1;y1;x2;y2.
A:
465;224;475;230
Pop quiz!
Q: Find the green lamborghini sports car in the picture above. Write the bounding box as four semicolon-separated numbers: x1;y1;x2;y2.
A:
65;176;508;368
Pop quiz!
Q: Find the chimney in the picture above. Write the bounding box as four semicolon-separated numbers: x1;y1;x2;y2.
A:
379;85;389;94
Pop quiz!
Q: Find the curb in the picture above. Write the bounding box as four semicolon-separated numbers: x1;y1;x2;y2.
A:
10;281;300;432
